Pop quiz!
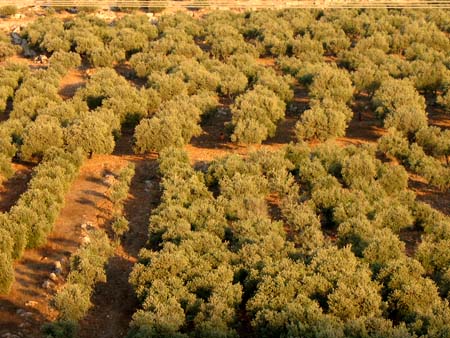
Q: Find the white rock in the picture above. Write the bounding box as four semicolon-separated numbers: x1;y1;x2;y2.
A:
54;261;62;270
49;273;57;282
104;174;116;186
42;280;52;289
19;311;32;318
24;300;38;308
34;55;48;64
81;236;91;245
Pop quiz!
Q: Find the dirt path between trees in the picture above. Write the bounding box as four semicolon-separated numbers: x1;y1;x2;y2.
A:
0;136;156;338
77;136;159;338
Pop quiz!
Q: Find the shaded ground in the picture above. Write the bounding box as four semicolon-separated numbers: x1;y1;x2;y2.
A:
409;173;450;216
58;67;87;99
0;162;34;213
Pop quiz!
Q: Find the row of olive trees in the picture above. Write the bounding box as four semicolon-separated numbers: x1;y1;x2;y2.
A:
0;61;29;114
0;147;84;294
43;228;114;338
0;62;30;182
22;14;158;68
108;163;135;240
372;78;428;138
128;147;242;337
11;51;81;120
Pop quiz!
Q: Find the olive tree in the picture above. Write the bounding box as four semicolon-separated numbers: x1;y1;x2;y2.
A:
134;96;202;153
21;115;64;161
230;85;285;144
65;115;115;156
309;66;354;104
295;99;353;141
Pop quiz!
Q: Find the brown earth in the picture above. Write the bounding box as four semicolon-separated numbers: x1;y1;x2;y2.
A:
0;162;34;213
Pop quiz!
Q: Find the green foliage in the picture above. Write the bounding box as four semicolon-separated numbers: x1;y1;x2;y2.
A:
1;8;449;337
21;115;64;161
352;63;390;97
1;147;83;265
0;252;14;294
204;60;248;98
0;154;14;183
54;283;92;322
206;23;258;60
309;20;351;54
53;229;113;323
296;98;353;141
65;114;115;156
0;5;17;17
134;96;202;153
309;66;354;104
48;52;82;76
108;163;135;209
373;78;427;136
76;68;147;122
112;216;129;238
378;129;450;190
0;36;17;61
415;126;450;161
373;78;425;120
438;89;450;113
230;85;285;144
254;68;294;102
291;34;324;61
42;320;78;338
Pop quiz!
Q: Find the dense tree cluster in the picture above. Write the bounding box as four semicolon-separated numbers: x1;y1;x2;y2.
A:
230;85;285;144
128;143;450;337
0;30;19;61
372;78;428;137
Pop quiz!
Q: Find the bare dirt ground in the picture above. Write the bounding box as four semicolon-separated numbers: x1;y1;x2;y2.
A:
77;133;159;338
0;163;34;213
58;68;87;99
